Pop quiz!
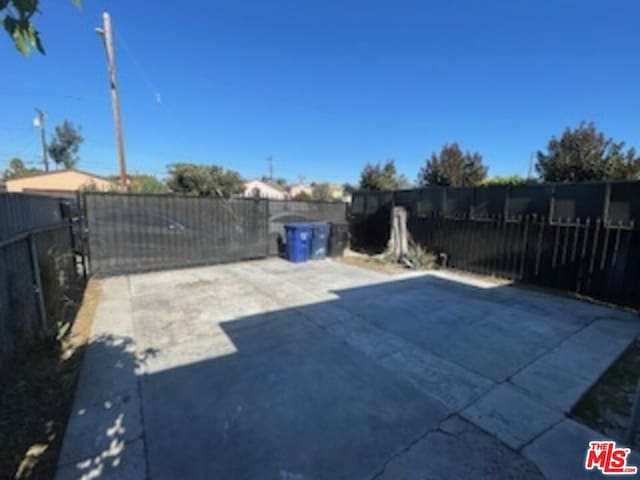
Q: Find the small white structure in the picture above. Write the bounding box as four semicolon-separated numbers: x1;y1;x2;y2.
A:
243;180;289;200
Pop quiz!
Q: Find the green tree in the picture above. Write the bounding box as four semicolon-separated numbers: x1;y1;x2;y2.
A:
2;157;41;180
536;122;640;182
292;191;312;201
342;182;357;194
130;175;167;194
166;163;245;197
2;0;80;55
359;159;409;191
48;121;83;169
311;182;334;202
482;174;529;186
418;143;487;187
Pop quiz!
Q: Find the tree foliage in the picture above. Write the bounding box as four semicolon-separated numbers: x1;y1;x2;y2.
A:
2;0;80;56
166;163;245;197
482;175;529;186
129;175;167;194
536;122;640;182
311;182;334;202
342;182;357;194
48;120;83;169
2;157;41;180
292;191;311;201
418;143;487;187
359;159;409;191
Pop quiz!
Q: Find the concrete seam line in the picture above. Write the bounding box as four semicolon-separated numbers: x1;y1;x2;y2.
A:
128;274;152;480
369;412;458;480
503;315;600;385
516;416;566;453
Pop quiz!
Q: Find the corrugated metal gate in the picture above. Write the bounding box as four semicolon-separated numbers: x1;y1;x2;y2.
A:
85;193;270;275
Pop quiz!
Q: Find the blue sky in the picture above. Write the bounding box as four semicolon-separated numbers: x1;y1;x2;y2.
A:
1;0;639;184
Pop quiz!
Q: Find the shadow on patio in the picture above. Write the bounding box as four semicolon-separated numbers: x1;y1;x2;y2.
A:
55;265;639;479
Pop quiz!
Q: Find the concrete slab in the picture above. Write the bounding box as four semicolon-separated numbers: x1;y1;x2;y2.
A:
71;336;139;408
141;333;449;479
523;418;640;480
378;346;494;411
57;277;144;469
57;389;142;465
528;319;640;389
461;383;564;449
377;415;544;480
57;258;638;479
510;356;594;412
55;438;146;480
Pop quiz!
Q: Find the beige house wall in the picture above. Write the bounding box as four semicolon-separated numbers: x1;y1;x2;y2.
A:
5;170;114;197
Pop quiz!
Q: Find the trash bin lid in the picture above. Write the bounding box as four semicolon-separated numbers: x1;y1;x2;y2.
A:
310;222;330;232
284;223;312;231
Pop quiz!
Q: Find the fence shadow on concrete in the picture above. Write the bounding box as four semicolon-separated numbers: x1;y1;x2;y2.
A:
56;269;637;479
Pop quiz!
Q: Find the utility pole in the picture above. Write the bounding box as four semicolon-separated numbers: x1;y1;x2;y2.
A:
96;12;128;191
267;155;274;180
527;152;535;180
34;108;49;171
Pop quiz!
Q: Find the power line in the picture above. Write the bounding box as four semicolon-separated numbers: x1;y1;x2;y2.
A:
114;26;163;105
0;91;99;102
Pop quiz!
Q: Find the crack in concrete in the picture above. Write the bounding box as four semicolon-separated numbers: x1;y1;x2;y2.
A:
369;427;436;480
369;414;460;480
129;275;152;480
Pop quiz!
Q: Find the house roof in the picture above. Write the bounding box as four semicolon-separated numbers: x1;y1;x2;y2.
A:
246;179;288;193
4;168;112;184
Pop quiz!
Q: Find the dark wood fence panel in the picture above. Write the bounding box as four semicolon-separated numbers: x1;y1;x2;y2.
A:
84;194;348;275
85;193;271;275
350;181;640;309
0;193;63;241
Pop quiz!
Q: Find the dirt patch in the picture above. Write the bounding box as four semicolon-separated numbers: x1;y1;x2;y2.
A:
573;339;640;447
338;255;411;275
0;279;101;480
338;247;439;275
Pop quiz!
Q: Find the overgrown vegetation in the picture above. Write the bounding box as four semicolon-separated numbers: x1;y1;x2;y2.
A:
573;340;640;447
403;243;438;269
0;278;97;480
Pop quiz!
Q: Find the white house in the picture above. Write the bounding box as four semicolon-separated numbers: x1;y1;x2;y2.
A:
288;183;313;198
243;180;289;200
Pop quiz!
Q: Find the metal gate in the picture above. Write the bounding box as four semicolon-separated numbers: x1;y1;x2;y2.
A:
84;193;269;275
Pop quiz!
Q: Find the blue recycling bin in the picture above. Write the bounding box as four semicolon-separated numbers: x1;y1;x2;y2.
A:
284;223;312;263
310;223;330;260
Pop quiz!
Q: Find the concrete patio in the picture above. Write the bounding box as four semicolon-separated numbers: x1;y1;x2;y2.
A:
55;258;640;479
